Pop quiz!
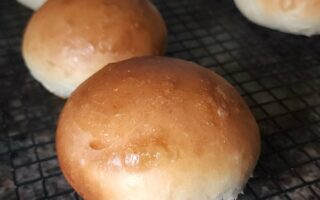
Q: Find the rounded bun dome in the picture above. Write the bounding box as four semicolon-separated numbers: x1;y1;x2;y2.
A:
56;57;260;200
23;0;167;98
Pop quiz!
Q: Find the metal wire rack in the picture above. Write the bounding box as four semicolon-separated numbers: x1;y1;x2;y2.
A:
0;0;320;199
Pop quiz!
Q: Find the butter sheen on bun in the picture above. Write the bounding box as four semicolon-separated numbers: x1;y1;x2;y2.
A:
234;0;320;36
22;0;167;98
56;57;260;200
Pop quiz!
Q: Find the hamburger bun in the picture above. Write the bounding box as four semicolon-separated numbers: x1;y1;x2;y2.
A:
56;56;260;200
234;0;320;36
22;0;167;98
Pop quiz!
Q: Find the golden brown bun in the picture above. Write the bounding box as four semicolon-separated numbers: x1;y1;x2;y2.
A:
56;57;260;200
17;0;47;10
22;0;167;98
234;0;320;36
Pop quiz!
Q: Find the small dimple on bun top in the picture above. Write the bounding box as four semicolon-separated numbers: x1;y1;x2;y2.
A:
234;0;320;36
56;56;261;200
22;0;167;98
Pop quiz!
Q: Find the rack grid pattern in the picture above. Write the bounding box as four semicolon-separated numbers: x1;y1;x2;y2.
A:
0;0;320;199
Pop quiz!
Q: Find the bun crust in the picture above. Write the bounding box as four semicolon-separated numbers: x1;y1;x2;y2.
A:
234;0;320;36
56;57;260;200
22;0;167;98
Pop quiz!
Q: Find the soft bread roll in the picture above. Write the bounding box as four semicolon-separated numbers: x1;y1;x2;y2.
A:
56;57;260;200
17;0;47;10
234;0;320;36
22;0;167;98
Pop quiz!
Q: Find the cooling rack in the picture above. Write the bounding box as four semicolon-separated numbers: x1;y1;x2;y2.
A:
0;0;319;199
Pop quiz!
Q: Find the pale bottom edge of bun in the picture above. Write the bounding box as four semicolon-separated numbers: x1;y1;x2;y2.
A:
17;0;47;10
210;186;244;200
73;167;250;200
28;67;72;98
247;16;320;37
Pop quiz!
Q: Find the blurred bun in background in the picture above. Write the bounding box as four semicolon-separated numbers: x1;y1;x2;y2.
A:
22;0;167;98
234;0;320;36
